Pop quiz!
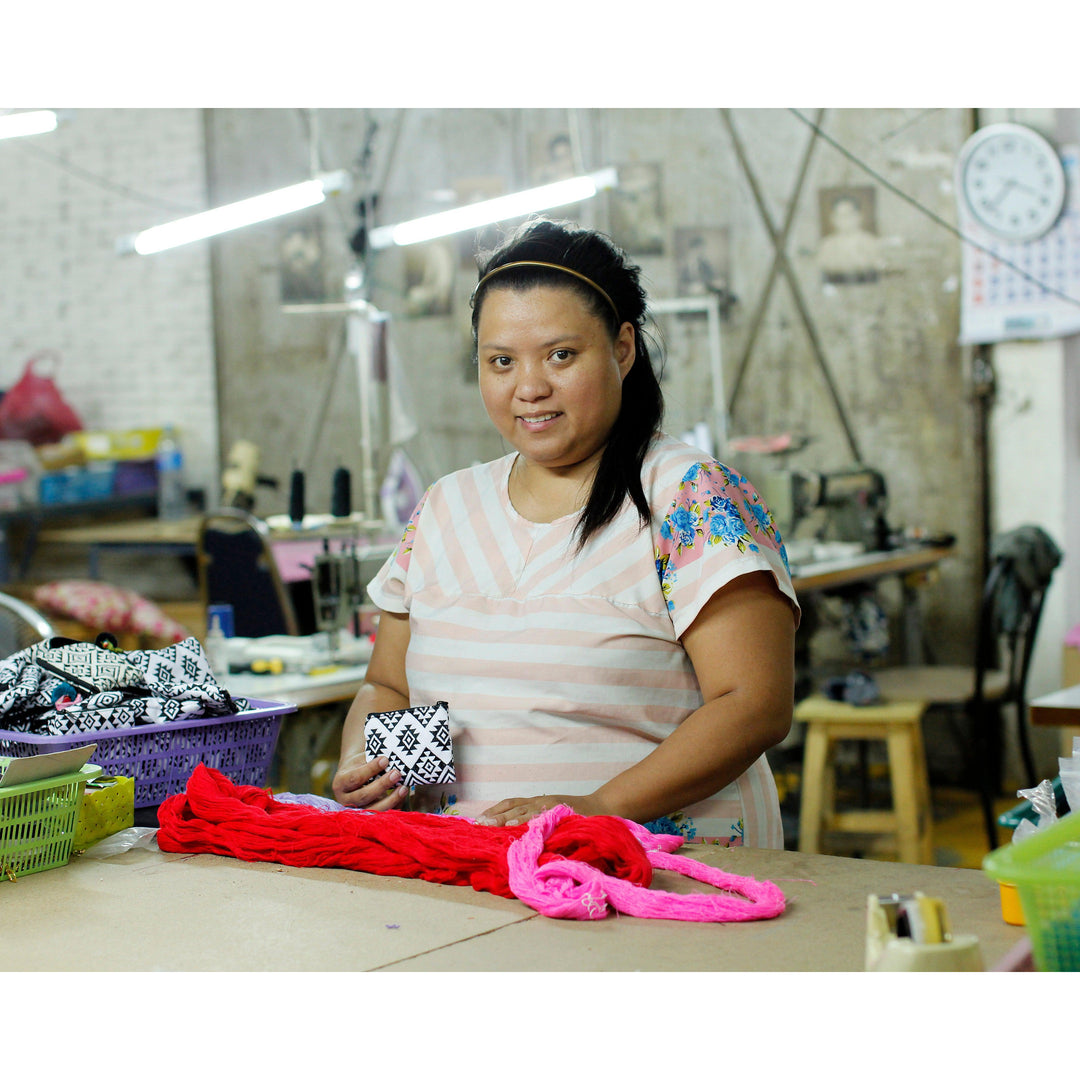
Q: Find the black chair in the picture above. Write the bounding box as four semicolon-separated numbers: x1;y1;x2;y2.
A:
871;524;1061;851
196;510;300;638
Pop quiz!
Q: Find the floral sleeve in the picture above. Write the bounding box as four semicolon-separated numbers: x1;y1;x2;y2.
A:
392;484;433;571
654;460;794;634
366;484;433;613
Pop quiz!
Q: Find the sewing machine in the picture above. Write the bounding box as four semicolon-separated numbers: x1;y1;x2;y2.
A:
310;540;395;654
758;466;891;552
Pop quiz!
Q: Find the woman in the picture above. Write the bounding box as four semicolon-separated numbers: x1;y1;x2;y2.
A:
333;218;800;846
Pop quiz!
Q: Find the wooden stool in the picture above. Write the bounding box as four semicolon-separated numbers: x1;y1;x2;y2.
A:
794;694;934;865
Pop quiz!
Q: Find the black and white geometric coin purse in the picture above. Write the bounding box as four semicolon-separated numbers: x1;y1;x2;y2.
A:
364;700;455;786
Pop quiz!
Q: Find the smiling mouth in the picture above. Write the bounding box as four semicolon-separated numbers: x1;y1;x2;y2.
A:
518;412;561;427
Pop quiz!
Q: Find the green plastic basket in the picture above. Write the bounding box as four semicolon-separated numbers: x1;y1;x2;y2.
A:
984;810;1080;971
0;758;102;882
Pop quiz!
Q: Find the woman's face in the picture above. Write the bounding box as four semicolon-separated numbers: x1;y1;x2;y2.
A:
476;285;635;473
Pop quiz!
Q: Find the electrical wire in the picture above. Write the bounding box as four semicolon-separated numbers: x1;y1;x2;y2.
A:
789;107;1080;312
879;108;943;142
7;138;201;215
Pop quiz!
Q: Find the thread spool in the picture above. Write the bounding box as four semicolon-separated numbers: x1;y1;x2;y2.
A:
331;466;352;518
289;469;305;525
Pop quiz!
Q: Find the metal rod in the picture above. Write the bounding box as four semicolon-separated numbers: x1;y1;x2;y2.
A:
721;109;863;463
722;108;825;412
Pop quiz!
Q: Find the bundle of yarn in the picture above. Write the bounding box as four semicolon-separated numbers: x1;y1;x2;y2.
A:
157;765;786;922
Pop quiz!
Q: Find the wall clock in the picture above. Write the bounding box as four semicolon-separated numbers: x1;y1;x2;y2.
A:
957;122;1067;243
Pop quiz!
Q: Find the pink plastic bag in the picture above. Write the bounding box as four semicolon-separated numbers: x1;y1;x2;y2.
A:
0;351;83;445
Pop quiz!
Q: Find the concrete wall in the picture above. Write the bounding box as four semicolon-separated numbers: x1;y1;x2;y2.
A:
204;107;981;668
0;108;218;497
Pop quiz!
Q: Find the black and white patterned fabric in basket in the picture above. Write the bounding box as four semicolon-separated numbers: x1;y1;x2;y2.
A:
0;636;249;737
35;639;145;694
364;700;455;786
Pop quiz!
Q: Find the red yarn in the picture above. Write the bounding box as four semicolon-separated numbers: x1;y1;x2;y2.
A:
156;764;653;899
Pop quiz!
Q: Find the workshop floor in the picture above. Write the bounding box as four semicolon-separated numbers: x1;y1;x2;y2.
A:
927;787;1019;868
774;761;1019;869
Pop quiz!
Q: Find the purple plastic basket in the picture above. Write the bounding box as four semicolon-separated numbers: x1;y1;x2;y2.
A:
0;699;296;808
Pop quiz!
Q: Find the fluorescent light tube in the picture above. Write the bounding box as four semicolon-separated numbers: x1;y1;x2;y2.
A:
0;110;58;140
122;170;350;255
368;167;619;249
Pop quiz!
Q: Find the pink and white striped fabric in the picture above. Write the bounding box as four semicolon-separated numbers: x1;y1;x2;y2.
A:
366;434;800;846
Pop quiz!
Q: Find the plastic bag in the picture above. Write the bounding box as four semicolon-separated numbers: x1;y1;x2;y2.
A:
78;826;159;858
1013;778;1058;842
1058;736;1080;814
0;350;83;446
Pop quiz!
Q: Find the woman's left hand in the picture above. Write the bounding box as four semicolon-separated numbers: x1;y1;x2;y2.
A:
476;793;610;826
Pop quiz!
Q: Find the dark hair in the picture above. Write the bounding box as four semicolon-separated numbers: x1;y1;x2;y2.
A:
471;217;664;547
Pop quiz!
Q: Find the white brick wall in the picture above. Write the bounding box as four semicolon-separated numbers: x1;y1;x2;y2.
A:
0;108;219;495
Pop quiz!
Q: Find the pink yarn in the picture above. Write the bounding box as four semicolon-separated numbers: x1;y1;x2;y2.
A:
506;804;786;922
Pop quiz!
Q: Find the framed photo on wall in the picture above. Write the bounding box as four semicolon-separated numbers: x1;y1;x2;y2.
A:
609;163;664;255
528;131;577;185
817;185;884;284
675;226;730;298
279;220;325;303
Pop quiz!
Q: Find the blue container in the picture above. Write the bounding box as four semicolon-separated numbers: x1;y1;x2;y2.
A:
207;603;235;638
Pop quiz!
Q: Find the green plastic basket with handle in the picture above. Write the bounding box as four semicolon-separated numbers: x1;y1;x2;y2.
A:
0;757;102;881
983;810;1080;971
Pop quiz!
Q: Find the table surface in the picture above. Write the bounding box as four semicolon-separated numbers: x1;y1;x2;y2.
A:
789;544;953;594
1029;683;1080;727
1;840;1022;971
38;514;201;545
38;513;388;546
226;664;367;709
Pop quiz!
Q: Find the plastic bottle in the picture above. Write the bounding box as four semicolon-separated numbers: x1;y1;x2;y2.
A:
156;425;187;520
204;612;229;680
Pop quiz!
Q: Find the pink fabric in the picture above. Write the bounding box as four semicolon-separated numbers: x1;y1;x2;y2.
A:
506;804;786;922
1065;623;1080;650
34;579;188;643
269;538;352;584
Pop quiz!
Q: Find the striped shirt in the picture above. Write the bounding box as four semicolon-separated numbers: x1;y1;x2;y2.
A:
367;433;800;846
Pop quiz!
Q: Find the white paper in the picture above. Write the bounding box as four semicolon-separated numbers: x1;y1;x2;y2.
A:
0;743;97;788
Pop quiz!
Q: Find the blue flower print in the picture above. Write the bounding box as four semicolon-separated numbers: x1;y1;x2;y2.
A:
716;463;748;489
643;812;698;840
746;499;773;534
705;818;745;847
706;496;752;548
777;535;791;574
655;456;790;613
662;504;701;550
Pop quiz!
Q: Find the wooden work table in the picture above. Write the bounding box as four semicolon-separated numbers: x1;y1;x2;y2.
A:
2;840;1021;971
1029;683;1080;727
788;544;954;595
789;543;953;665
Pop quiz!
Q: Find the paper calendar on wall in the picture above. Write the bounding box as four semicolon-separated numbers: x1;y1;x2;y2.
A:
959;146;1080;345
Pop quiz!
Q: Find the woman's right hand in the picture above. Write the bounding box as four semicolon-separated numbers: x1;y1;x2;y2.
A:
332;755;410;810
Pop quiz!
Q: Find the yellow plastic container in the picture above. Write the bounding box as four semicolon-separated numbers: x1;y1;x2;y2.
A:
998;881;1026;926
69;428;163;461
73;775;135;851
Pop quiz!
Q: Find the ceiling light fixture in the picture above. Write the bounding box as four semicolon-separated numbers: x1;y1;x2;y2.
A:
118;169;351;255
0;109;59;141
366;167;618;250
